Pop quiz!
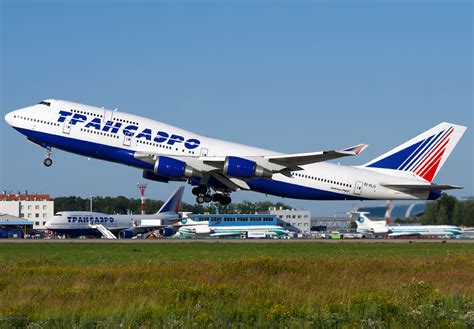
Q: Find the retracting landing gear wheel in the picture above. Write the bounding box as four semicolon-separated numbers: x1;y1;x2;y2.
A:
220;195;232;206
196;195;205;204
204;195;212;203
192;186;208;196
212;194;223;202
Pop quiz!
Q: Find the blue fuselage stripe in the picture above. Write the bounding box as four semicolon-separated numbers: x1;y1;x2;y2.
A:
15;127;367;201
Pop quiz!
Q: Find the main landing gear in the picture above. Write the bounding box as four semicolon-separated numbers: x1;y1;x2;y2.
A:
43;148;53;167
192;186;232;205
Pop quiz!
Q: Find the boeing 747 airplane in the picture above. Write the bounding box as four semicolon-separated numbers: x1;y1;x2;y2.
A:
45;186;197;238
5;99;467;205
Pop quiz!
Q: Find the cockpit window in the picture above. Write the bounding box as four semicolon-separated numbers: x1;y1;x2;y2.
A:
38;101;51;106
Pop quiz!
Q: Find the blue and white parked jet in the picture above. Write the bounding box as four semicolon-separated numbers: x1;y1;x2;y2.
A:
5;100;467;205
45;186;197;238
352;211;462;237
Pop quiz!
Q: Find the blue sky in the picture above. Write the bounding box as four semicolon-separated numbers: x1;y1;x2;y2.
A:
1;1;472;216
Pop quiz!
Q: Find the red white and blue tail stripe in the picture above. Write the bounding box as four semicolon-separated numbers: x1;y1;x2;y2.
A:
363;122;467;182
156;186;184;214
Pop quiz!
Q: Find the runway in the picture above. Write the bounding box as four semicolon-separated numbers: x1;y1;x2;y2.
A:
0;238;473;243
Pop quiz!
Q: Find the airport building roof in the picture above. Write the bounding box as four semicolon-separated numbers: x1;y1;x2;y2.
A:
0;193;50;201
0;213;33;226
358;203;427;219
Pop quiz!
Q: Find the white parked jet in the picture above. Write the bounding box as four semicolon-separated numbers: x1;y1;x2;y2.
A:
176;218;288;238
5;100;467;205
352;211;462;237
45;186;194;238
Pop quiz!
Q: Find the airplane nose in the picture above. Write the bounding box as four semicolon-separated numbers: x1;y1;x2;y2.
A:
4;111;14;126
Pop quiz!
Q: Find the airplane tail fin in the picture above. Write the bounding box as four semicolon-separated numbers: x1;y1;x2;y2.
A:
351;211;388;234
156;186;185;214
351;212;374;232
362;122;467;182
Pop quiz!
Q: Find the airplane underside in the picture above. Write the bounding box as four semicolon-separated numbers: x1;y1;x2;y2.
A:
14;127;367;203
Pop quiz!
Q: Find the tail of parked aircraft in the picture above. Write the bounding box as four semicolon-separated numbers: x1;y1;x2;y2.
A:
351;211;389;234
156;186;184;214
363;122;467;182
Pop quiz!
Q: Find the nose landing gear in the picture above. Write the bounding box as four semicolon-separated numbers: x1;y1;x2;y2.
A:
43;149;53;167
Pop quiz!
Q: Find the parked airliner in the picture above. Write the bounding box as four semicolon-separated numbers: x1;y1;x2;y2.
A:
5;99;467;205
45;186;197;238
352;211;462;237
177;218;288;238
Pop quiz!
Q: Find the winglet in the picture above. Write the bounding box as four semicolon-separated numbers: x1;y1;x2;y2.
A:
343;144;369;155
157;186;185;214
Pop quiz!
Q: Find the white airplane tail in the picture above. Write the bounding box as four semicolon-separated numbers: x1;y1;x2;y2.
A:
362;122;467;182
351;212;389;234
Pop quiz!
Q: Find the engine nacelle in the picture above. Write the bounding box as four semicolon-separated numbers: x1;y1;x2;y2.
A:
158;227;176;237
143;170;170;183
194;226;211;235
372;227;390;234
118;229;135;239
154;156;201;178
223;156;272;178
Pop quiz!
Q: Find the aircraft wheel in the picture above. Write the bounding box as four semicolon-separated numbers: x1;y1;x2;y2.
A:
196;195;205;204
220;195;232;206
212;194;222;202
204;194;212;203
192;187;201;196
43;158;53;167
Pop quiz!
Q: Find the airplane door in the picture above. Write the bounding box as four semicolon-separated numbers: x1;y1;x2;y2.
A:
103;109;113;123
200;148;208;157
63;118;72;134
354;181;363;195
123;135;132;147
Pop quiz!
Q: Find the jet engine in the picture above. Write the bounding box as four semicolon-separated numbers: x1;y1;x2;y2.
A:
118;229;135;239
158;227;176;237
154;156;201;178
223;156;272;178
194;226;211;235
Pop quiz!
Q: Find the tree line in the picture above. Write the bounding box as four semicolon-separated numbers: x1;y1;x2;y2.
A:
421;194;474;227
52;196;292;215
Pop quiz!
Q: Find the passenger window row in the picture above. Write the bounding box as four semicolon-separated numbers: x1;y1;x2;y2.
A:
115;117;138;125
71;108;101;118
14;115;60;127
80;128;120;139
292;172;352;188
136;139;196;154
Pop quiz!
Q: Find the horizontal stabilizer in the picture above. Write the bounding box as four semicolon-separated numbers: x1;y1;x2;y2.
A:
381;183;462;193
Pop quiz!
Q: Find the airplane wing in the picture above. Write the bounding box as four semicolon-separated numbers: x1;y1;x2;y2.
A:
264;144;369;169
135;143;368;191
381;183;462;193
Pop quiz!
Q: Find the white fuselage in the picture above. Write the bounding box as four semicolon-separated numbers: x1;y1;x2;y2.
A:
5;100;438;201
46;211;178;236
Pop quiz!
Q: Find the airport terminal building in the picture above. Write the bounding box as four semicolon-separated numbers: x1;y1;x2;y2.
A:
0;193;54;230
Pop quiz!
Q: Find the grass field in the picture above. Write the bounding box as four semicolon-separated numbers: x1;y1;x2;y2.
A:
0;242;473;328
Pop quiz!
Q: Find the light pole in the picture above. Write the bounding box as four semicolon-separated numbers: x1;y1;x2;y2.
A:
89;196;93;212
